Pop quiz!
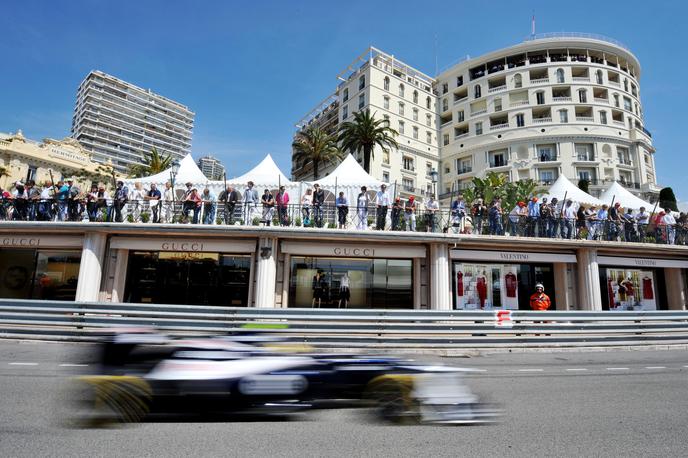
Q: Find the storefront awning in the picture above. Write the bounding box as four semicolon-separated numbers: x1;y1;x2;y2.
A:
281;241;426;259
450;249;577;264
597;256;688;269
110;237;256;253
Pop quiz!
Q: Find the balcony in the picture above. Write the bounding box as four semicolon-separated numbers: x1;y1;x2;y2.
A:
613;120;625;127
471;109;487;116
532;117;552;124
576;116;594;122
594;97;608;103
457;166;473;174
453;95;468;105
489;159;509;168
619;180;641;189
440;120;452;128
488;84;507;93
538;155;558;163
609;80;621;87
530;77;550;84
510;100;530;107
454;132;469;140
489;123;509;131
572;77;590;82
552;96;572;102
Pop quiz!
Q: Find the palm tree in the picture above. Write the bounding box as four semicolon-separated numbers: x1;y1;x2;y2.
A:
338;109;399;174
128;147;174;178
292;126;343;180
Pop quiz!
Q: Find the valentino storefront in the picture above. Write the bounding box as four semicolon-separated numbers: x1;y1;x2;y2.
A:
280;241;426;309
109;237;256;306
0;236;83;301
450;249;577;310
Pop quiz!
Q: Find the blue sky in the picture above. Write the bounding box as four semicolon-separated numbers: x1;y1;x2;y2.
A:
1;0;686;198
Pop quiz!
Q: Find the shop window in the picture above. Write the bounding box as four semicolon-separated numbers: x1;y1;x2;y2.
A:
0;249;81;301
599;267;665;310
289;257;413;309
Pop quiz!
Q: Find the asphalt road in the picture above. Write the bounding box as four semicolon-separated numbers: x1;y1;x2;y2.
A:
0;341;687;457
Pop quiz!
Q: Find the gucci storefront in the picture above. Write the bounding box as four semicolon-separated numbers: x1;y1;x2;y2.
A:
0;236;83;301
281;242;426;309
110;237;255;306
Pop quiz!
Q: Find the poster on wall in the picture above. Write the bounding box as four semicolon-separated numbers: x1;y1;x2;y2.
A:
454;263;519;310
605;268;656;311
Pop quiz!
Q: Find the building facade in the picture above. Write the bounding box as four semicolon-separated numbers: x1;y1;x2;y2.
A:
71;70;195;173
0;130;104;190
293;48;441;199
293;35;659;203
437;34;658;202
197;155;226;180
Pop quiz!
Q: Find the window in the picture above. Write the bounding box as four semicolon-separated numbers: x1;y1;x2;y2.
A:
536;91;545;105
26;166;37;182
516;113;525;127
343;88;349;102
426;114;432;127
617;147;631;165
382;172;389;182
575;144;594;161
559;109;568;123
514;74;522;88
399;84;405;97
474;85;482;98
413;90;418;104
402;156;414;171
426;131;432;144
383;96;390;109
489;150;507;167
539;170;555;183
398;102;405;116
623;78;628;92
443;133;449;145
382;150;390;164
578;170;592;181
442;98;448;111
413;126;419;139
384;77;390;91
358;94;365;109
457;158;472;174
599;111;607;124
342;105;348;119
412;108;418;121
494;98;502;112
457;110;464;122
613;93;620;108
475;121;483;135
579;89;587;103
426;96;431;109
457;75;464;87
538;145;555;161
359;75;365;90
596;70;603;84
556;68;565;83
623;97;632;111
402;178;414;191
398;120;405;135
426;162;433;177
442;83;448;94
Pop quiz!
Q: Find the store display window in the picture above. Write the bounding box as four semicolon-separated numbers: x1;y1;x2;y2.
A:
289;257;412;309
0;249;81;301
600;268;661;311
124;251;251;306
453;262;554;310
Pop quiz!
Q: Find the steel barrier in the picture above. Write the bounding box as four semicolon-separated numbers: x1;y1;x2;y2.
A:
2;299;688;349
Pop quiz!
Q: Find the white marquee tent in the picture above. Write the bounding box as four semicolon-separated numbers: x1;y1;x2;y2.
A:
599;181;654;210
541;175;604;207
123;154;208;189
224;154;295;190
307;154;385;203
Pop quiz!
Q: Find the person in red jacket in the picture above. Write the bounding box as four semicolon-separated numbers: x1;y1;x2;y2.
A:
529;283;551;311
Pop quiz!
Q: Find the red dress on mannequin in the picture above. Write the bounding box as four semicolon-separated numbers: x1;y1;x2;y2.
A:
456;272;464;296
477;275;487;308
505;272;517;298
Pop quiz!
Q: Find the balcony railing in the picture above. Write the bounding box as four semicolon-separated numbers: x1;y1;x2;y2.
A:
510;100;530;107
572;77;590;82
532;117;552;124
594;97;608;103
609;80;621;87
457;167;473;174
440;120;452;128
552;96;572;102
454;132;469;139
453;96;468;105
471;109;487;116
488;84;507;93
489;123;509;130
530;77;550;84
613;120;625;126
576;116;594;122
538;155;558;162
489;160;509;168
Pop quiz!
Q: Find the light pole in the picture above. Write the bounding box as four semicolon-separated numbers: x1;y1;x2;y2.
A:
430;168;439;199
169;160;180;221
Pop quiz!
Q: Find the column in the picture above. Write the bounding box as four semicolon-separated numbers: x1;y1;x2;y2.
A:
254;237;277;308
110;249;129;303
413;258;421;309
553;263;569;310
664;268;686;310
429;243;451;310
281;254;291;308
75;232;107;302
576;248;601;311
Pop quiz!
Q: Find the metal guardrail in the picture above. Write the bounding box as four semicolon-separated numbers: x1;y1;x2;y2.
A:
2;299;688;349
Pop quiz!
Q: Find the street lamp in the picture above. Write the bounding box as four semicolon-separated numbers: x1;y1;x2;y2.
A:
430;168;439;199
169;160;180;220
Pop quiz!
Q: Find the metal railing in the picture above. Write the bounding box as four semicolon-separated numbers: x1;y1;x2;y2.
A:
524;33;631;53
1;299;688;348
1;199;685;245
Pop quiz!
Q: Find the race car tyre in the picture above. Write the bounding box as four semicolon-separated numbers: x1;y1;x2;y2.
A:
364;375;420;425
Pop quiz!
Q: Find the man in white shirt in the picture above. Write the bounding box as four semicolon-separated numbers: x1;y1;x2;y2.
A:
425;196;439;233
243;181;259;225
161;181;174;224
375;184;390;230
661;210;677;245
635;206;650;240
562;200;577;239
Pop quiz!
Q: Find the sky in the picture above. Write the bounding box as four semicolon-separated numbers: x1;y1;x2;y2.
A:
1;0;686;199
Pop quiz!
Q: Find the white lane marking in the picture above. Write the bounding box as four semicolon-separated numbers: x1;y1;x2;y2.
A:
606;367;629;371
644;366;666;370
517;369;543;372
566;368;588;372
59;364;89;367
8;362;38;366
471;369;487;372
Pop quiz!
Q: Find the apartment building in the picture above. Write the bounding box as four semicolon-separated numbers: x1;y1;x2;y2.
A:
71;70;195;173
197;155;226;180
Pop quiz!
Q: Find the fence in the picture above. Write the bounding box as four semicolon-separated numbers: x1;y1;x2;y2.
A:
1;198;686;244
2;299;688;349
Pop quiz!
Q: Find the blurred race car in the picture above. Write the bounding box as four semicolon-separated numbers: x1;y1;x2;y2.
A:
69;328;500;426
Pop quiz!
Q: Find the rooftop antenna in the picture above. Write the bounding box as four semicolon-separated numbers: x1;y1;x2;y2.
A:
531;11;536;38
434;33;439;76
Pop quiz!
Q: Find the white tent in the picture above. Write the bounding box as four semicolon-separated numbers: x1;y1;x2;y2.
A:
226;154;294;188
123;153;208;188
541;175;603;207
307;154;385;203
599;181;654;210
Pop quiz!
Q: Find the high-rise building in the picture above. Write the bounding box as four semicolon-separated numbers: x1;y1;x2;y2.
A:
293;34;659;202
197;155;225;180
71;70;195;173
293;48;440;199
